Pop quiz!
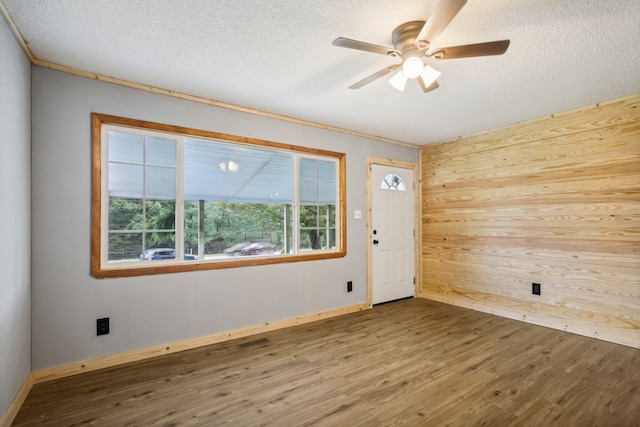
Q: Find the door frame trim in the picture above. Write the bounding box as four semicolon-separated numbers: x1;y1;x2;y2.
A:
366;157;421;307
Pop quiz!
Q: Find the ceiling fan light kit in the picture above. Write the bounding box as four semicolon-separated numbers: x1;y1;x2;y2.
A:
419;65;441;88
402;56;424;78
389;70;409;91
332;0;510;93
389;64;440;92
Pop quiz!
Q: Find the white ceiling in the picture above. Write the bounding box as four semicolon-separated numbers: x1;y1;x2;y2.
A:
3;0;639;146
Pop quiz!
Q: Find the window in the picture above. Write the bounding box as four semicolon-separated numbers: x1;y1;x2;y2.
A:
380;173;406;191
92;114;346;278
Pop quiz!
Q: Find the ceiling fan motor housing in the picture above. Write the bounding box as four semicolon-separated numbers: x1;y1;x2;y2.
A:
392;20;427;52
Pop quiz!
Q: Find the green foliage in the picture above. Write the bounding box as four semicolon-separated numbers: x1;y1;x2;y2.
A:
109;197;335;259
145;200;176;246
184;201;286;253
110;197;287;256
299;205;335;249
108;198;143;230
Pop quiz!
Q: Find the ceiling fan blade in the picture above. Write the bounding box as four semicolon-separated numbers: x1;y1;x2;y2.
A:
332;37;400;56
432;40;510;59
418;79;439;93
349;65;400;89
416;0;468;47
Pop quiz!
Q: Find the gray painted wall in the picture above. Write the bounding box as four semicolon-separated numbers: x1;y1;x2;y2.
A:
31;66;418;370
0;16;31;417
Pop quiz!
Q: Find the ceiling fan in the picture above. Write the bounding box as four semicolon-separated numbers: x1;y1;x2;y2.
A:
332;0;510;93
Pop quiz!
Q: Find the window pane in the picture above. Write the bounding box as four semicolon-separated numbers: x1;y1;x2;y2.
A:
109;163;143;198
317;160;335;180
300;158;336;205
318;182;335;204
107;130;177;264
328;205;336;227
381;173;406;191
317;229;327;249
109;197;143;230
108;232;142;262
300;205;318;228
184;138;293;204
146;136;176;166
299;229;326;250
317;206;325;227
298;157;337;252
183;200;201;258
300;230;316;250
145;199;175;231
300;158;317;180
109;131;143;163
184;200;286;259
299;181;317;203
328;228;336;249
144;232;175;251
300;202;331;250
145;166;176;199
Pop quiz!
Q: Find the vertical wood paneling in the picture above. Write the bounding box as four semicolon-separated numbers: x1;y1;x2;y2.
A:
420;93;640;348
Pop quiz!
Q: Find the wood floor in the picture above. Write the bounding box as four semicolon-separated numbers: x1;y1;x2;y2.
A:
13;298;640;426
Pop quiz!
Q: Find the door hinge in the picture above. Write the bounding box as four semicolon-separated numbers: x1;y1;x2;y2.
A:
413;277;416;284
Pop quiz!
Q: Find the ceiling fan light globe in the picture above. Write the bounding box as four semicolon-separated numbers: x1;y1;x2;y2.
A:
402;56;424;79
388;70;408;91
419;65;441;88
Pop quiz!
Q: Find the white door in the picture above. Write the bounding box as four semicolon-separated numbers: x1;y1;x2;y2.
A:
371;164;416;304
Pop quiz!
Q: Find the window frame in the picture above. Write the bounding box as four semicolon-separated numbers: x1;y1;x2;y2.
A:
91;113;346;278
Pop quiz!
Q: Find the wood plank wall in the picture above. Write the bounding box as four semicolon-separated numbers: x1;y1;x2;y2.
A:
420;93;640;348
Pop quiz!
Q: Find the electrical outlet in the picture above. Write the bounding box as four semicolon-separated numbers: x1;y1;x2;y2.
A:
347;281;353;292
97;317;110;336
532;283;541;295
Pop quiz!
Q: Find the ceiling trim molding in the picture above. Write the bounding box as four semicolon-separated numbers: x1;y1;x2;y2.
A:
0;0;34;62
0;2;416;149
34;59;418;148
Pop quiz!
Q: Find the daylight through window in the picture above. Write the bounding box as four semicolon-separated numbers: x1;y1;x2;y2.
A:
92;114;345;278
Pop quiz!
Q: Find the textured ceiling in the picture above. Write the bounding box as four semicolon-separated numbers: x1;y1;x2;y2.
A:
2;0;639;146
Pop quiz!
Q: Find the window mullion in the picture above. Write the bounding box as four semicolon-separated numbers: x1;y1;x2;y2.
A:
292;155;300;253
175;136;184;260
142;136;147;253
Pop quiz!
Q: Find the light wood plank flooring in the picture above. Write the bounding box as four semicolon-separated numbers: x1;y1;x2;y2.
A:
13;298;640;426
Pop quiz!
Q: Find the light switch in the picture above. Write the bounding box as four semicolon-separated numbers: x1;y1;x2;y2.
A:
354;210;362;219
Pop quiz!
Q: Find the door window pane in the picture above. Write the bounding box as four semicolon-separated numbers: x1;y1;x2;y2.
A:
380;173;406;191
